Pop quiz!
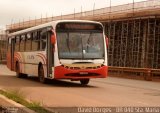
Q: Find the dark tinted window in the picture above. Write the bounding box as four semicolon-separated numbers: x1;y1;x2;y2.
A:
32;31;40;51
26;33;32;51
20;34;26;51
15;36;20;51
40;29;47;50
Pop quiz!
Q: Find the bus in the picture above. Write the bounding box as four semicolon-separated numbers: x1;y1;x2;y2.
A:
7;20;108;85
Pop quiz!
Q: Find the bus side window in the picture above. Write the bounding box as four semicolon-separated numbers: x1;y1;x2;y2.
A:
20;34;26;52
26;33;32;51
15;36;20;51
32;31;40;51
40;29;47;50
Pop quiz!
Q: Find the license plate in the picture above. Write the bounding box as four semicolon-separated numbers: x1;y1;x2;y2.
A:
79;72;88;74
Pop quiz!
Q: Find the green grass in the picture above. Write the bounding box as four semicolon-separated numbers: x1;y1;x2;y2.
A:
0;89;52;113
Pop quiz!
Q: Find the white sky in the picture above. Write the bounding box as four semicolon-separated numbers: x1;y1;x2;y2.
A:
0;0;146;29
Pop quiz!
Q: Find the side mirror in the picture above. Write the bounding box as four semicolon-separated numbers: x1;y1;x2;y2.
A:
106;36;108;48
51;34;56;45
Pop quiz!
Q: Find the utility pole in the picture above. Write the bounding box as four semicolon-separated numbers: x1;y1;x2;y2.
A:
81;6;82;18
133;0;135;17
109;0;111;20
46;13;47;22
74;8;75;19
41;14;42;24
93;3;95;16
11;19;13;29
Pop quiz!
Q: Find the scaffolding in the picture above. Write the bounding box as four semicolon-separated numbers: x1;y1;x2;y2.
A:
104;17;160;70
0;30;7;63
146;18;160;69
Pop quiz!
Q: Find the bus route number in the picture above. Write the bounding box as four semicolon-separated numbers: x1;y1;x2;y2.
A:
27;55;35;60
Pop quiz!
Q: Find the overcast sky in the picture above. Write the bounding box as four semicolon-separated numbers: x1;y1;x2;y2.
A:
0;0;146;29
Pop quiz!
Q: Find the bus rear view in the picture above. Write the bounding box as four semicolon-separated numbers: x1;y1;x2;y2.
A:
53;21;108;85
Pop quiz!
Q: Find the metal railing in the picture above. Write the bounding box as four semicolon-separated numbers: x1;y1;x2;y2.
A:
109;66;160;81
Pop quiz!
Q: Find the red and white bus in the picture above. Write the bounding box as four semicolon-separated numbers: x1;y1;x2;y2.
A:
7;20;108;85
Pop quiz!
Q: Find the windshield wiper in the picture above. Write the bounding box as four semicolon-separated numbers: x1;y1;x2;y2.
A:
66;32;71;53
86;32;93;52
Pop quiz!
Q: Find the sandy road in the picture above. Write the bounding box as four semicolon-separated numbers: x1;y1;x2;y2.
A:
0;65;160;107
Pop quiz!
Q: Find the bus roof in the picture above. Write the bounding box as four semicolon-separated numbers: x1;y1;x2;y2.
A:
8;20;102;37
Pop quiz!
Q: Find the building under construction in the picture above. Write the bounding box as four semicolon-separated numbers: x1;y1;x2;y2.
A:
4;0;160;79
0;30;7;63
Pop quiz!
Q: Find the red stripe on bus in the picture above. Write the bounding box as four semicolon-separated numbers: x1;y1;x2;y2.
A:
37;53;46;64
36;55;46;64
15;53;23;61
14;53;23;73
37;53;46;60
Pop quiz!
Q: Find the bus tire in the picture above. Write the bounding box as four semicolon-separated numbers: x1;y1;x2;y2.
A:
38;65;47;83
16;62;22;78
80;79;90;85
22;74;28;78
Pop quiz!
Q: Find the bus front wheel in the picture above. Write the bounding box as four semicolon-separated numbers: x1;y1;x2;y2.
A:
38;65;47;83
80;79;90;85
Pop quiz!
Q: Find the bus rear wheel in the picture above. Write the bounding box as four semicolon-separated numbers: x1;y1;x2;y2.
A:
80;79;90;85
16;63;22;78
38;65;47;83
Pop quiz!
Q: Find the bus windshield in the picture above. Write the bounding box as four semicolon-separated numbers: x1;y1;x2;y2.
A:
56;23;104;59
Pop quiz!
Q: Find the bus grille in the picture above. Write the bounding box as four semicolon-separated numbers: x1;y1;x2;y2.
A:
65;73;100;77
62;65;102;70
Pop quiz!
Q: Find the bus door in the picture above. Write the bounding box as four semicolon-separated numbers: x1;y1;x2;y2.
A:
47;29;54;78
41;28;53;78
11;38;15;71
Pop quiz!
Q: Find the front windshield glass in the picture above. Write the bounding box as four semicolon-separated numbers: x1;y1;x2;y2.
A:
56;23;104;59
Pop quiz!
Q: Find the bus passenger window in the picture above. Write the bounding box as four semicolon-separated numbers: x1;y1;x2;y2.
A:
20;34;26;52
26;33;32;51
32;31;40;51
15;36;20;51
40;31;47;50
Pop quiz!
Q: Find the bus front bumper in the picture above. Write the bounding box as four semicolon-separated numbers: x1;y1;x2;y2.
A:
54;65;108;79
